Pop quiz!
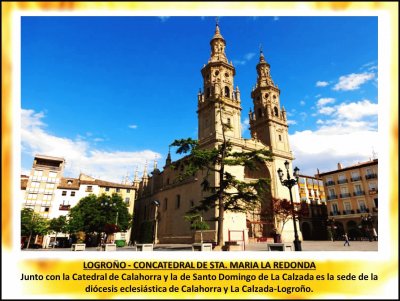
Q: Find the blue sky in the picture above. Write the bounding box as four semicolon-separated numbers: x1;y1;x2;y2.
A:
21;16;378;181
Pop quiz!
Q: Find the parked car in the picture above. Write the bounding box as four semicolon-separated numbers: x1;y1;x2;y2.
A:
48;241;59;248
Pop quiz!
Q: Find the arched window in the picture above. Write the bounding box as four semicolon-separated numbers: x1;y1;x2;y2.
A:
176;195;181;209
257;108;262;118
274;106;279;117
224;86;230;97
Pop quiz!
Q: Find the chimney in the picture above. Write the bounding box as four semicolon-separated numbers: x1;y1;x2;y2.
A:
337;163;343;170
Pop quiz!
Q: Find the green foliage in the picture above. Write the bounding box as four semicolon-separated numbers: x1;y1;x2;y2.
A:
21;208;49;237
68;193;132;236
272;198;309;234
49;215;68;234
184;213;210;231
138;220;154;243
171;138;273;214
171;134;273;246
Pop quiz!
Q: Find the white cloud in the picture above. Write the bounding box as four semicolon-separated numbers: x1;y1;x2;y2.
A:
335;99;378;120
233;60;246;66
319;106;335;115
158;16;170;22
299;100;306;106
128;124;138;129
244;52;256;60
291;97;378;176
317;97;335;108
333;72;374;91
241;118;249;134
316;81;329;87
21;109;161;183
290;129;378;176
233;52;256;66
287;120;297;125
93;138;104;142
361;61;377;72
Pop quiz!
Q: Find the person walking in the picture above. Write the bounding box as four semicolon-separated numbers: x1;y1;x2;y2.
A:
343;233;350;246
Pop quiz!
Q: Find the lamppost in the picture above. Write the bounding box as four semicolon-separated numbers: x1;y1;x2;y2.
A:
277;160;302;251
101;200;117;243
362;214;374;242
327;217;336;241
152;200;160;245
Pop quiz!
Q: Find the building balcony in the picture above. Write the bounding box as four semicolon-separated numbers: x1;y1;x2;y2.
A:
59;204;71;211
33;164;61;171
326;181;335;186
365;174;377;180
340;193;351;198
369;189;378;195
337;179;348;184
356;208;370;214
327;195;338;200
351;176;362;182
342;210;355;215
330;211;341;216
353;191;365;196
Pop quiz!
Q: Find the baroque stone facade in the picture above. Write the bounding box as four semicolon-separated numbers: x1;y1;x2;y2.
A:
133;23;299;245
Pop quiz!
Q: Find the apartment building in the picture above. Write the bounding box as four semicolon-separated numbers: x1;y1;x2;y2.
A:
294;175;328;240
21;155;136;247
318;159;378;239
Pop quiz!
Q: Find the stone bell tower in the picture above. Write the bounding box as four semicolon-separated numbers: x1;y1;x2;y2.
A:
249;50;292;155
197;22;242;147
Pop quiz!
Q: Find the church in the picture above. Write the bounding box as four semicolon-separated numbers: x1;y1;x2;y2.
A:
132;22;300;246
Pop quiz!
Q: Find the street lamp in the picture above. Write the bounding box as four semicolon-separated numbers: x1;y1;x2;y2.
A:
152;200;160;245
361;214;374;242
101;200;117;244
277;160;302;251
327;217;336;241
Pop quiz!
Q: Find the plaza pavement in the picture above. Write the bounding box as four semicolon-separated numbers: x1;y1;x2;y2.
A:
23;240;378;252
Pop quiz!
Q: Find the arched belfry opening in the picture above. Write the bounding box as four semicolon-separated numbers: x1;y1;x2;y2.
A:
224;86;230;98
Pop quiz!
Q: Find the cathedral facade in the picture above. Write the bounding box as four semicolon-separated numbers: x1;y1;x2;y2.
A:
132;23;300;245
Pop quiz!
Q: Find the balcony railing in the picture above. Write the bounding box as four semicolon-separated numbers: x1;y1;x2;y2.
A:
326;181;335;186
330;211;341;216
327;195;338;200
351;176;362;182
337;179;348;184
365;174;377;180
369;189;378;195
340;193;351;198
353;191;365;196
59;204;71;211
357;208;370;213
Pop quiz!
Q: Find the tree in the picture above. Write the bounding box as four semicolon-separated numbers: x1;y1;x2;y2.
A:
271;198;309;235
48;215;68;248
68;193;132;243
185;212;210;244
21;208;49;248
170;102;273;248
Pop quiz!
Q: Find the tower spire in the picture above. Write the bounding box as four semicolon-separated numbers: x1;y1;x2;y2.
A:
132;166;140;189
165;147;172;166
209;18;227;63
142;161;148;180
153;155;158;171
259;43;265;62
